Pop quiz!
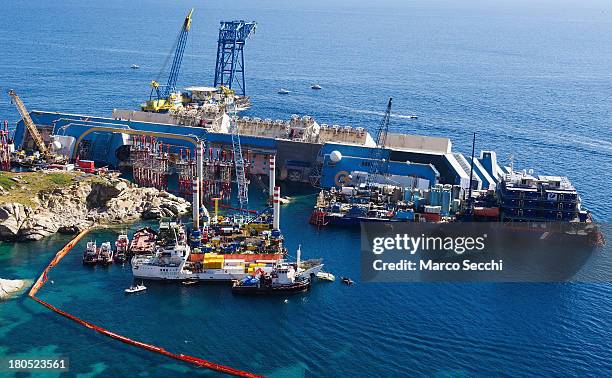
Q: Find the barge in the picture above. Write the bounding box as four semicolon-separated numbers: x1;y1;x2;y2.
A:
132;216;323;282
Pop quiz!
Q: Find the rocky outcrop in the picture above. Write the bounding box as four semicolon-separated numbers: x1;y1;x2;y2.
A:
0;278;26;300
0;177;190;241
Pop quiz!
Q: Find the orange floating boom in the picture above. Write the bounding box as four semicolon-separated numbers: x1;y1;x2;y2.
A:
28;229;263;378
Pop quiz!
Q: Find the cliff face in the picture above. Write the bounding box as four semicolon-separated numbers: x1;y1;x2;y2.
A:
0;175;190;241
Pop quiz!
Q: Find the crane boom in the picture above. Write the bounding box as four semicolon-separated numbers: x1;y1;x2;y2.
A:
7;89;48;156
143;9;193;112
365;98;392;186
229;106;248;210
162;8;193;98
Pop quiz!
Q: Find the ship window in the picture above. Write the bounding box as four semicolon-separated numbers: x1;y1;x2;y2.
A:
518;209;523;216
559;194;564;200
557;212;563;220
558;203;563;210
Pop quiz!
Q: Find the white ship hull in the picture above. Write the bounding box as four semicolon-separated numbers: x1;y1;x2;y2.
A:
132;262;324;282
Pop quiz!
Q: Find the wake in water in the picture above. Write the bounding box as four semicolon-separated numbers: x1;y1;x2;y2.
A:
336;105;419;120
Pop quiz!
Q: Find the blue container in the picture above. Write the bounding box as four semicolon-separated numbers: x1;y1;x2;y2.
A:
429;188;440;206
394;209;414;221
441;188;451;215
190;229;201;248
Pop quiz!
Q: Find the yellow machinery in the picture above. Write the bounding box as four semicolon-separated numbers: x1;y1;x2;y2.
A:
142;9;193;113
7;89;49;157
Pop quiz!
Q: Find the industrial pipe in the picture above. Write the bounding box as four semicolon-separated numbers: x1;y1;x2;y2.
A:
269;155;276;199
273;186;280;230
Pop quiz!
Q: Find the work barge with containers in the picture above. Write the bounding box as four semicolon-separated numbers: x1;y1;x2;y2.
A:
3;8;598;238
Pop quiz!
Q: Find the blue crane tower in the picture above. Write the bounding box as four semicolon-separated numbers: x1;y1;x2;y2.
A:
143;9;193;112
213;21;257;96
366;98;393;186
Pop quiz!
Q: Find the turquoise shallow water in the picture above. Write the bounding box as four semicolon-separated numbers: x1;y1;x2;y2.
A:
1;0;611;376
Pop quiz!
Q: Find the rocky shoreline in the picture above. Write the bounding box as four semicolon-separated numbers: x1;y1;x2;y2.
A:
0;173;190;241
0;278;27;300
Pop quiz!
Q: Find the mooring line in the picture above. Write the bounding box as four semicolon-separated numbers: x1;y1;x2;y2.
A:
28;229;263;378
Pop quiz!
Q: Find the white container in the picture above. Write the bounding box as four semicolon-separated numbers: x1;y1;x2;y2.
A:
424;205;442;214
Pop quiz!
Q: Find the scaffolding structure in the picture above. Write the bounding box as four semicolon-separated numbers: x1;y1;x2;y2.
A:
130;135;171;190
129;134;251;206
176;148;196;197
0;120;10;171
202;147;233;201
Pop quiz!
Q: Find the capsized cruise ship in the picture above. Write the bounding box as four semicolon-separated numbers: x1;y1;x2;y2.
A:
13;103;505;192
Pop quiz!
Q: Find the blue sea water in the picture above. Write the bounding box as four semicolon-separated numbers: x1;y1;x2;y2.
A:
0;0;611;376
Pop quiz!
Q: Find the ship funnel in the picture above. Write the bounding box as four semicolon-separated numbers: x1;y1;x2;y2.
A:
273;186;280;230
269;154;276;200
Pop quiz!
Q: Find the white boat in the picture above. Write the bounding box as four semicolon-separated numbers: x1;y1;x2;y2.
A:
316;271;335;281
277;88;290;95
125;284;147;293
131;64;140;69
311;84;322;90
114;232;129;263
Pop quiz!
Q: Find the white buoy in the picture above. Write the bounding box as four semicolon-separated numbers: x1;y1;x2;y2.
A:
330;150;342;163
273;186;280;230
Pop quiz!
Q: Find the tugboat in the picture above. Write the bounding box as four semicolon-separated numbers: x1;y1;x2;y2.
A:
231;245;313;295
98;242;114;264
232;266;311;295
83;241;98;264
114;233;129;263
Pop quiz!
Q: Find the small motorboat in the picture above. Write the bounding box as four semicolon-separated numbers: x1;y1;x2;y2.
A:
341;277;354;285
131;64;140;69
277;88;290;95
125;284;147;294
182;280;198;286
311;84;322;90
316;272;335;282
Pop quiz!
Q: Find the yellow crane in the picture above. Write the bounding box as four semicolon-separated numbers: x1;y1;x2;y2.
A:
7;89;49;156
